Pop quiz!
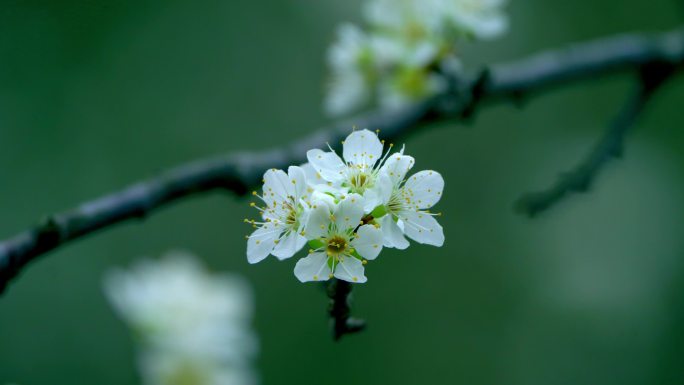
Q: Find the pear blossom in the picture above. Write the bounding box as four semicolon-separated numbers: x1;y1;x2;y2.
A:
104;251;258;385
294;194;384;283
377;152;445;248
246;166;310;264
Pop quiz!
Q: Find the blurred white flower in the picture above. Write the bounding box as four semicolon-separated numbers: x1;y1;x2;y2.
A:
104;251;257;385
325;0;508;116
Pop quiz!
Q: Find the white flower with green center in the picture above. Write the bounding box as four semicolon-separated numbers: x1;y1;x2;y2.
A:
294;194;384;283
246;166;310;264
376;151;445;248
306;129;392;211
103;252;258;385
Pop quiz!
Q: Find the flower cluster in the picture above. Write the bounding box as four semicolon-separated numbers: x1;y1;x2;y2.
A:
325;0;508;116
246;129;444;283
104;252;258;385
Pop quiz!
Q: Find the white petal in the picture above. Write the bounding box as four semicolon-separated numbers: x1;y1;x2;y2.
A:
310;190;337;211
306;149;346;183
287;166;307;199
300;162;326;186
333;256;367;283
294;252;332;283
380;153;415;186
380;215;409;250
400;211;444;247
342;129;383;167
351;224;384;260
333;194;365;231
361;186;382;212
373;172;395;208
403;170;444;210
246;223;282;264
305;204;331;240
271;231;307;260
262;168;294;204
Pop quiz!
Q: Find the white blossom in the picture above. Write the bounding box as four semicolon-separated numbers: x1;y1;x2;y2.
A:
246;129;445;284
246;166;310;264
377;152;445;248
103;252;257;385
294;194;384;283
306;129;393;211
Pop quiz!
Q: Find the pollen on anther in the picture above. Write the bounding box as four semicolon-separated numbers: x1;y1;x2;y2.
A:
362;260;367;265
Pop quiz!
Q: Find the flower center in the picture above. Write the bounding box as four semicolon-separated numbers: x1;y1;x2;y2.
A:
282;201;300;228
326;235;349;256
347;170;374;194
387;188;410;214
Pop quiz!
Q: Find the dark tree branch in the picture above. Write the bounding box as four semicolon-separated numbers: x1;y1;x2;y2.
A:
515;61;676;216
1;27;684;295
326;279;365;340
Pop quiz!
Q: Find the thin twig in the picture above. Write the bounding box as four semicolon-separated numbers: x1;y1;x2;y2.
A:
515;61;676;216
1;27;684;294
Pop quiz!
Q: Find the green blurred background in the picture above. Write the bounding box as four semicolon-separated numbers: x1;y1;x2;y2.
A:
2;0;684;384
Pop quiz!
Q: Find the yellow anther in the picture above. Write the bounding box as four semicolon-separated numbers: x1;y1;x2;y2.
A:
252;191;257;196
313;275;318;281
352;277;358;282
274;239;279;244
329;273;334;278
255;240;261;245
362;260;367;265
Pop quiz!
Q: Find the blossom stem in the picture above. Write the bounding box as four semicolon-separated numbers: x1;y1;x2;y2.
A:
326;279;366;340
